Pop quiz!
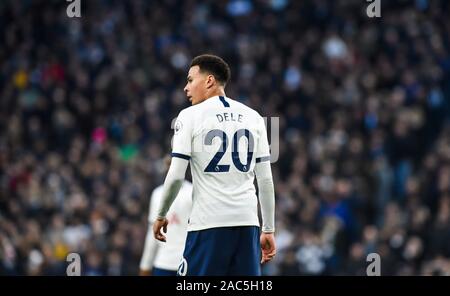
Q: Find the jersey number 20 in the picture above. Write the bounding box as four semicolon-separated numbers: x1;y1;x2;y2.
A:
204;129;254;173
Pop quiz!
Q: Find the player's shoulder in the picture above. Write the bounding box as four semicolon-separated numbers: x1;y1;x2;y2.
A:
230;98;264;122
152;184;165;196
182;180;193;189
149;184;164;209
175;105;201;133
177;103;210;125
177;105;197;117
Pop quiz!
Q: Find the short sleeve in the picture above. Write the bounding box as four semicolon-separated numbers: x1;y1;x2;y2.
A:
171;110;193;160
255;116;271;163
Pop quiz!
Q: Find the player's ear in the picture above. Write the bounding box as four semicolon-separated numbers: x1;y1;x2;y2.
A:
205;74;215;89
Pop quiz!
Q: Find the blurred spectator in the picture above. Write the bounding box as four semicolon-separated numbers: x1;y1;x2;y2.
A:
1;0;450;275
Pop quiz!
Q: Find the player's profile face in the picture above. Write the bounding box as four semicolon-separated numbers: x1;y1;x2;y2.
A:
184;65;207;105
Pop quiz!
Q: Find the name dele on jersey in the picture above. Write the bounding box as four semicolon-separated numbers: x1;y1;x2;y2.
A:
216;112;243;123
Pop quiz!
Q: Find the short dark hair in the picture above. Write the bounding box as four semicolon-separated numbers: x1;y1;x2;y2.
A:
190;54;231;86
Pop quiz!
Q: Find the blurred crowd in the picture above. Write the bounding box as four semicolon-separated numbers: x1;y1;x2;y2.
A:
1;0;450;275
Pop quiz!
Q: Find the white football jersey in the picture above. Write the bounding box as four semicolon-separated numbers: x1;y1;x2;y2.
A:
172;96;271;232
148;181;193;270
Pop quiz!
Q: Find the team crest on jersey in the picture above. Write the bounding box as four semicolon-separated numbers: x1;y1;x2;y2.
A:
174;120;183;135
177;258;188;276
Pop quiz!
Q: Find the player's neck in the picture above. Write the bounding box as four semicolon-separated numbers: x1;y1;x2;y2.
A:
204;88;226;101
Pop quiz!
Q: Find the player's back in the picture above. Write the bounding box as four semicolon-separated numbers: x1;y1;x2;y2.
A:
175;96;270;232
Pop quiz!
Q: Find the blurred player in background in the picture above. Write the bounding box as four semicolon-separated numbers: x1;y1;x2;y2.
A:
139;156;192;276
153;54;276;276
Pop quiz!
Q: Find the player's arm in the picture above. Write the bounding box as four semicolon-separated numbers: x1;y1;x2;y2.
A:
254;115;276;263
140;191;162;275
153;110;192;242
255;160;276;263
153;158;188;241
139;226;159;275
255;161;275;234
